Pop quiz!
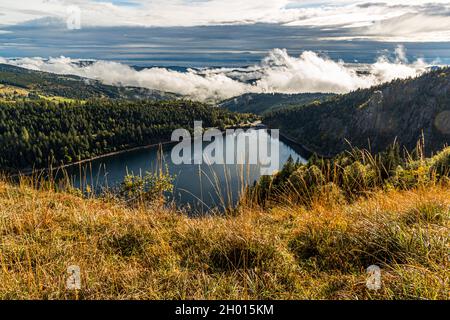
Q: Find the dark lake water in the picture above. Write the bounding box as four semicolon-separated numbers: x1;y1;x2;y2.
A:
66;129;306;212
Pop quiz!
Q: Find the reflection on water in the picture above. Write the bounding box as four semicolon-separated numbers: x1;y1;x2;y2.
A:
66;129;306;212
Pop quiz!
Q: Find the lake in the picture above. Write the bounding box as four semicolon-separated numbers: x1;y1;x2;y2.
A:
66;129;307;212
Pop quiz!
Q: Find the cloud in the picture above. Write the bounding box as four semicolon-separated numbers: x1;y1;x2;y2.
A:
285;2;450;42
252;47;428;94
0;46;430;101
0;0;291;27
358;12;450;42
1;1;450;41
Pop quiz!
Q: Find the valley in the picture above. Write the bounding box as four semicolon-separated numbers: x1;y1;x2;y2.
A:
0;46;448;301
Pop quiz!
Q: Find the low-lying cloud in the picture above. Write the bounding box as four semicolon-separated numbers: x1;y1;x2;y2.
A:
0;46;430;102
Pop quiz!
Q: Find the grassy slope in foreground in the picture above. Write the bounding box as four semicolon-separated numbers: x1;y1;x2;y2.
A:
0;179;448;299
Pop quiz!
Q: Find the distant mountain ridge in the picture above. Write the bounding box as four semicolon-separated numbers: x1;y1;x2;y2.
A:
0;64;179;101
264;68;450;157
219;92;334;115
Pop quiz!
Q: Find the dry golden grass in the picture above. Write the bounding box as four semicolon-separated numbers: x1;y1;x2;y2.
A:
0;85;29;103
0;84;29;96
0;179;448;300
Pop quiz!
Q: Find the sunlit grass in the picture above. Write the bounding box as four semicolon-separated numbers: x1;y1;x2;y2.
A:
0;142;448;299
0;176;448;299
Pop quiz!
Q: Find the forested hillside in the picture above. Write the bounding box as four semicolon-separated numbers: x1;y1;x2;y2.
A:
264;68;450;157
0;99;252;171
0;64;178;100
220;92;334;115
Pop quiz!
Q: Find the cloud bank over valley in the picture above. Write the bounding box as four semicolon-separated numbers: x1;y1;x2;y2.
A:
0;46;431;101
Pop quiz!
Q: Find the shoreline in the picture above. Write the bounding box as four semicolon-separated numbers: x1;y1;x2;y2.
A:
275;131;332;159
9;123;267;177
10;140;177;177
9;124;327;177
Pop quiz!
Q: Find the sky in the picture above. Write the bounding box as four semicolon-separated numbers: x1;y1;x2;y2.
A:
0;1;449;65
1;0;450;41
0;1;449;100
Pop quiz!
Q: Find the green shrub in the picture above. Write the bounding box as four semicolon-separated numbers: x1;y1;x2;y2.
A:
342;161;376;195
429;147;450;178
390;163;431;189
288;165;325;202
251;144;450;209
118;168;174;206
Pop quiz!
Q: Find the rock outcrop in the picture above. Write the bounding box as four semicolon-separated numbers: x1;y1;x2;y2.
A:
264;68;450;157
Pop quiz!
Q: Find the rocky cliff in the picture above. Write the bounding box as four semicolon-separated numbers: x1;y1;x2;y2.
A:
264;68;450;157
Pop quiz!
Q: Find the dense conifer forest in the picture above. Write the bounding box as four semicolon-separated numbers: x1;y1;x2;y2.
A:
0;98;252;171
